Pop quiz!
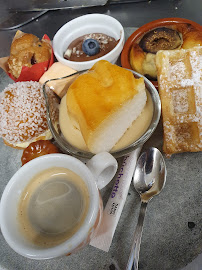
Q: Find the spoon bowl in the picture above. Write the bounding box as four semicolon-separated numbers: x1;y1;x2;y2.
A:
133;147;167;202
126;147;167;270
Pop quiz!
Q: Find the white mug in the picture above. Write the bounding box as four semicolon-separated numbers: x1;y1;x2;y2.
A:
0;152;117;259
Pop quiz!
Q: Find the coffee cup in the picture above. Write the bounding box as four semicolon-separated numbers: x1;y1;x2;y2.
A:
0;152;117;259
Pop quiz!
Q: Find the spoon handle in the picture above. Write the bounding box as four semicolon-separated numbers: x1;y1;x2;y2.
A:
125;201;147;270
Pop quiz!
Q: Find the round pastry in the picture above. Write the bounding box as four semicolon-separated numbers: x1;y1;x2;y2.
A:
7;33;51;79
21;140;60;165
0;81;59;148
129;23;202;80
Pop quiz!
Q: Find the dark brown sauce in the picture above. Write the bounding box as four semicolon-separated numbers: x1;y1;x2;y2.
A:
64;33;119;62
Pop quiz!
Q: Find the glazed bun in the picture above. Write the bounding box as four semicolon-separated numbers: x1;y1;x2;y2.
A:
0;81;59;148
8;33;51;79
181;29;202;49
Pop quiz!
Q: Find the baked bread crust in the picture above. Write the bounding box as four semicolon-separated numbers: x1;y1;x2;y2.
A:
130;43;144;75
8;33;51;79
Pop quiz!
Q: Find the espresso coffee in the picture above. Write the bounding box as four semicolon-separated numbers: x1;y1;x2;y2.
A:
18;167;89;247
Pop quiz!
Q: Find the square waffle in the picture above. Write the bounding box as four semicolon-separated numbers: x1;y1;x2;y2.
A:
156;46;202;156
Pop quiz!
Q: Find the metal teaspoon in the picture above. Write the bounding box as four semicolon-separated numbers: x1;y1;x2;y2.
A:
126;147;167;270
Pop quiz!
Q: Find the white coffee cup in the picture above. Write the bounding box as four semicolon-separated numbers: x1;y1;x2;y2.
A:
0;152;117;259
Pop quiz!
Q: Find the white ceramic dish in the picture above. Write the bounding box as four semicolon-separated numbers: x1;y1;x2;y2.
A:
53;14;125;71
0;153;117;259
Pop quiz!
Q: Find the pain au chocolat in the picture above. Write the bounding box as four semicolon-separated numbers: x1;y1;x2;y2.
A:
65;60;147;154
156;46;202;156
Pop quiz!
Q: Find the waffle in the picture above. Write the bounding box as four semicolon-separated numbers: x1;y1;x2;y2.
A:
156;46;202;156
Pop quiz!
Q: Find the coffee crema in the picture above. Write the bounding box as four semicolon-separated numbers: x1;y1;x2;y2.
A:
18;167;89;248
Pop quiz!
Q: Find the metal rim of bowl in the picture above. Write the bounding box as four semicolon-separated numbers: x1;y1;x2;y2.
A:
43;68;161;159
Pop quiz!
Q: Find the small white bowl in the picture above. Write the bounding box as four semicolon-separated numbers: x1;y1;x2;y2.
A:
53;14;125;71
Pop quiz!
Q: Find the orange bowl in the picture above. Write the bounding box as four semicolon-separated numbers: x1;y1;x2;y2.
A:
121;17;202;88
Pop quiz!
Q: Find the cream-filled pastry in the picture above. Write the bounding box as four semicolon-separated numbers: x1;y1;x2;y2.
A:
65;60;147;153
0;81;59;149
59;90;153;152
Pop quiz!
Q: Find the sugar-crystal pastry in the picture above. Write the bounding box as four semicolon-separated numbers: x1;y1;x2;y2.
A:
0;81;59;148
66;60;147;154
156;46;202;156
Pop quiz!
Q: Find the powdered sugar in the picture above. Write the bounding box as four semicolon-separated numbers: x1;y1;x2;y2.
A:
0;81;59;146
170;59;188;83
172;89;189;113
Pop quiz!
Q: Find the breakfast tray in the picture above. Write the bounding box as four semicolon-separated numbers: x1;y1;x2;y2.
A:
0;28;201;270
